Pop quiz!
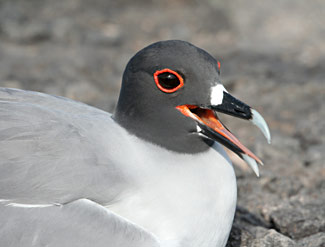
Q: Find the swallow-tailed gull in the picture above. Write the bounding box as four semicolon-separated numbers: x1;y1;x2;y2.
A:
0;40;270;247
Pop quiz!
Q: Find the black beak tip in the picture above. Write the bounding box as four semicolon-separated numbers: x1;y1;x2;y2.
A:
210;92;252;120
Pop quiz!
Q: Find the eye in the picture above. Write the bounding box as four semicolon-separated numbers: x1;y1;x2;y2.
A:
154;69;184;93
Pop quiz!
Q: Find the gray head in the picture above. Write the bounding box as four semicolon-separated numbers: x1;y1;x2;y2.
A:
114;40;270;173
114;40;219;153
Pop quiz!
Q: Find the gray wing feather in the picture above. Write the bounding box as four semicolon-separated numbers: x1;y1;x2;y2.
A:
0;199;160;247
0;88;128;204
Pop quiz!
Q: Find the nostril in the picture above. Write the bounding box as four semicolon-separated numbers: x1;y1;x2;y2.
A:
234;108;245;114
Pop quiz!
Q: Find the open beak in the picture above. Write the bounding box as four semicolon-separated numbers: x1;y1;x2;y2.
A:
176;91;271;177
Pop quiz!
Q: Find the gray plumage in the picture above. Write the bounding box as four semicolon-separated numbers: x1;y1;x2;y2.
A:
0;199;159;247
0;88;161;247
0;88;126;205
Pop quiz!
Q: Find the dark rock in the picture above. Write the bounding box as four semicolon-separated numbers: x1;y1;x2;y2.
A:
250;228;296;247
297;233;325;247
226;223;254;247
269;197;325;239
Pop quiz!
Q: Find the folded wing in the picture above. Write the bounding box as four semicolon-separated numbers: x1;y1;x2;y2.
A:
0;199;160;247
0;88;127;205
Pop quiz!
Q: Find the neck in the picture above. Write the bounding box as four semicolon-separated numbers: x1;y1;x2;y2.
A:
113;105;213;154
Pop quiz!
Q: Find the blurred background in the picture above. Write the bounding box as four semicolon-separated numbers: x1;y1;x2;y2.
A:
0;0;324;246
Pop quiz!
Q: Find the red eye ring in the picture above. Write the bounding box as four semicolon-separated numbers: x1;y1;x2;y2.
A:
154;68;184;93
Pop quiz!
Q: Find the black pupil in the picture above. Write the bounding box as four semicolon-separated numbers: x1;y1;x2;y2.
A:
157;72;180;89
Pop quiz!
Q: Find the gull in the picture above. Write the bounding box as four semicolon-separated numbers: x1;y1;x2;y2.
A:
0;40;270;247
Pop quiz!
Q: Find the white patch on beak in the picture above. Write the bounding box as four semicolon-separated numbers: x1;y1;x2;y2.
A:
251;109;271;144
210;84;228;106
242;154;260;177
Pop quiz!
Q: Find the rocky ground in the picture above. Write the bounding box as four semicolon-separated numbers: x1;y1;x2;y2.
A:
0;0;324;246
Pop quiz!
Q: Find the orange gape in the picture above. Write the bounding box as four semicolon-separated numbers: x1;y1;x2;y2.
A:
176;105;262;164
